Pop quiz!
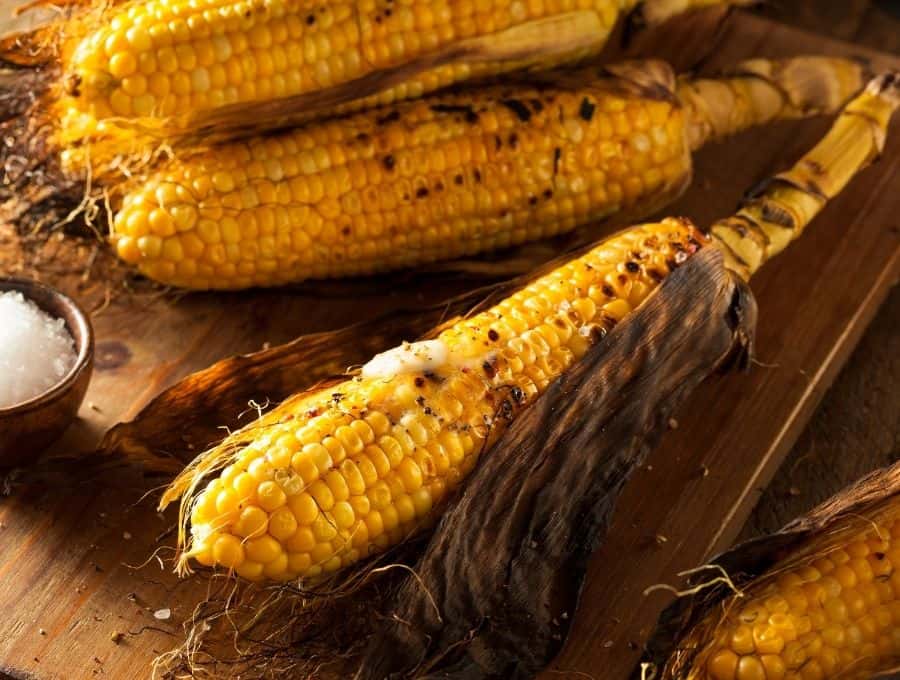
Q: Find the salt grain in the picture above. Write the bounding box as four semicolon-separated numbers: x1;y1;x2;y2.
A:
0;291;77;408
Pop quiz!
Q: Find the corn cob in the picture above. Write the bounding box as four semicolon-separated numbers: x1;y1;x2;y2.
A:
668;490;900;680
111;56;865;290
163;219;707;581
160;75;898;583
52;0;748;144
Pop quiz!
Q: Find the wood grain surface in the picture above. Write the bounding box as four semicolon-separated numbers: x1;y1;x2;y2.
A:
0;9;898;680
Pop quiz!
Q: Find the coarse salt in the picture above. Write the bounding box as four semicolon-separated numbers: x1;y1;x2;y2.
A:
0;291;77;409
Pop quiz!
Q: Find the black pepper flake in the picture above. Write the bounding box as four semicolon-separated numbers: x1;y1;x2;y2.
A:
579;97;596;121
488;329;499;341
415;396;426;407
416;187;429;198
482;360;496;378
454;174;464;185
382;154;396;170
543;188;553;199
435;181;444;192
500;98;532;122
529;195;538;206
341;226;351;236
508;133;519;148
625;261;640;273
495;135;503;150
414;376;425;387
474;169;482;183
602;284;615;297
430;103;478;123
306;13;315;24
553;147;561;175
423;406;433;415
376;110;400;125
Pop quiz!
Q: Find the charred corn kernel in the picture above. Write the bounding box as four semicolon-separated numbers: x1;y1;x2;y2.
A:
112;56;866;289
684;512;900;679
167;219;707;580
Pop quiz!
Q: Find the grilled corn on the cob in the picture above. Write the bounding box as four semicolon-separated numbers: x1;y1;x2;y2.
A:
166;219;707;581
160;74;898;582
53;0;748;142
669;490;900;680
112;56;865;289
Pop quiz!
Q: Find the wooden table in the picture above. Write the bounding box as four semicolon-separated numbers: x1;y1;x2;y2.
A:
0;5;898;680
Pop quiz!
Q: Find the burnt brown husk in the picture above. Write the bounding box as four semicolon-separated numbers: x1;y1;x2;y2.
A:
640;461;900;679
355;245;756;679
0;62;87;233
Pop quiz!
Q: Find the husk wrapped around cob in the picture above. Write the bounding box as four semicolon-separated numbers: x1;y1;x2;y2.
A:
642;460;900;680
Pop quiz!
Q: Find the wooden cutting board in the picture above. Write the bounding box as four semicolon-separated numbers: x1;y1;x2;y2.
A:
1;11;898;680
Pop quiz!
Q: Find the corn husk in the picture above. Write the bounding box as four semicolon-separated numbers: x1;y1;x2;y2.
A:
641;461;900;679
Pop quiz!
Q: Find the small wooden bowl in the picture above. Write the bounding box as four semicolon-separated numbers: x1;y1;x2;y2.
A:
0;278;94;467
